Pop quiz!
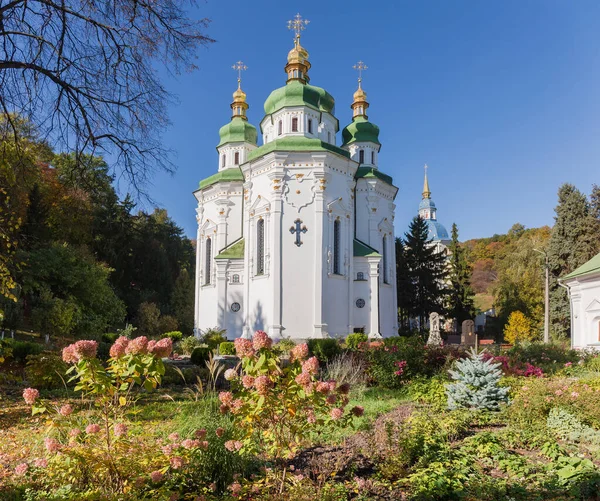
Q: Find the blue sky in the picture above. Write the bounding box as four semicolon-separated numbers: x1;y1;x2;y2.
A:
142;0;600;241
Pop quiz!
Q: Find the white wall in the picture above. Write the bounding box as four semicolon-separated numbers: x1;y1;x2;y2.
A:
566;273;600;350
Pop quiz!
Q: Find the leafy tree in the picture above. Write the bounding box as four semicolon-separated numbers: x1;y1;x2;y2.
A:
1;1;214;192
136;302;161;338
395;238;412;330
503;311;536;344
404;216;448;328
158;315;179;335
447;223;475;324
171;268;195;335
548;184;598;338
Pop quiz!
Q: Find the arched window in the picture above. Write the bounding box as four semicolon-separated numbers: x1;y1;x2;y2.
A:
221;155;226;168
256;219;265;275
327;131;331;143
357;271;365;281
291;117;298;132
204;237;212;285
308;119;313;134
278;120;283;136
371;151;375;164
232;274;240;283
333;219;341;275
359;149;365;164
234;151;240;165
382;235;388;284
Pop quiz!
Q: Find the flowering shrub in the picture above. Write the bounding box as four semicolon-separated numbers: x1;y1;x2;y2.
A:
224;331;358;459
481;352;544;377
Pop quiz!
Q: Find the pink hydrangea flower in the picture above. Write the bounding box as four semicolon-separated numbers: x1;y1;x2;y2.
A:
254;375;272;395
351;406;364;417
231;399;244;413
114;423;128;437
224;368;237;381
337;382;350;395
218;392;234;406
571;392;580;398
14;463;28;476
295;371;312;387
150;338;173;358
327;380;337;392
195;429;207;439
44;437;61;453
69;428;81;438
316;381;330;394
59;404;73;417
182;439;201;449
234;338;255;358
168;432;180;442
224;440;236;452
330;408;344;420
229;482;242;496
109;336;129;358
86;424;101;434
307;409;316;424
125;336;149;355
302;356;319;375
555;389;563;396
326;394;337;405
162;444;174;455
242;375;255;389
216;427;225;438
33;458;48;468
62;340;98;363
23;388;39;405
150;470;164;483
291;343;309;362
170;456;184;469
252;330;272;350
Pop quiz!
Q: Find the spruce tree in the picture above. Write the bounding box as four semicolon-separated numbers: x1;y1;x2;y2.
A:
404;216;448;329
548;184;598;337
447;223;475;325
395;237;412;330
446;348;510;411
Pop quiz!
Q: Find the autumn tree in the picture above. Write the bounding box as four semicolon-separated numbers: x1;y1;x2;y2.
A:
0;0;214;192
447;223;475;324
503;311;536;344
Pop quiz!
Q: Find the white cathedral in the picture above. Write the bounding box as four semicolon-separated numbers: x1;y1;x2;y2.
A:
193;16;398;340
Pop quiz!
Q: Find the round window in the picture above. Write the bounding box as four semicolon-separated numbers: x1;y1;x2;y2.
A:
355;298;366;309
231;302;241;313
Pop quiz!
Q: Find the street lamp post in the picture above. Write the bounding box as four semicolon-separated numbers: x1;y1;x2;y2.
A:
534;248;550;344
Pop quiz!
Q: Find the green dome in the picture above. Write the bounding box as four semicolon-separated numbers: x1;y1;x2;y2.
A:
341;116;380;146
264;80;335;116
217;117;258;147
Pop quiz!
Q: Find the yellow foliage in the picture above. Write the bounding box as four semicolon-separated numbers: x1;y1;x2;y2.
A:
504;310;537;344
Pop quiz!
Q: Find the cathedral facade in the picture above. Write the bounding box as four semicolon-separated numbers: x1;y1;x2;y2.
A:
193;18;398;340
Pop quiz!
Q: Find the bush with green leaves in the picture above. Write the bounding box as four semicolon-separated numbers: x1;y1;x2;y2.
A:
201;327;227;350
345;332;368;350
190;346;211;366
446;348;510;411
6;339;43;362
101;332;119;343
179;335;201;355
219;341;235;355
25;353;70;389
546;407;600;446
272;337;296;356
307;338;341;362
163;331;183;342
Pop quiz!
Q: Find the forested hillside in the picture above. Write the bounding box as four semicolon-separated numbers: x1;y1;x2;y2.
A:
0;118;195;340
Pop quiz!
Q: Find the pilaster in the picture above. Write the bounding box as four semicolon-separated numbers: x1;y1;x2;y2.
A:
367;257;381;338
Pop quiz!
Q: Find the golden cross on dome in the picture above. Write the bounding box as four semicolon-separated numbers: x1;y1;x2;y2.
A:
232;60;247;88
288;13;310;43
353;60;368;87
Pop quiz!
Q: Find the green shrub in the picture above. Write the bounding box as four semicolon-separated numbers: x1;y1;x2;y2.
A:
219;341;235;355
180;335;202;355
6;339;43;362
164;330;183;342
307;338;341;362
190;346;212;366
201;327;227;350
547;407;600;445
273;338;296;356
505;342;580;374
345;333;368;350
101;332;119;343
96;341;111;361
25;353;70;389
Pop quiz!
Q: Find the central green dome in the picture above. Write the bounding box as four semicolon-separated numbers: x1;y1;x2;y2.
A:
264;80;335;116
341;116;380;146
217;117;258;147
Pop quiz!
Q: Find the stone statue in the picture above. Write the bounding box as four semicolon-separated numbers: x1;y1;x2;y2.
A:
461;319;476;346
427;311;443;346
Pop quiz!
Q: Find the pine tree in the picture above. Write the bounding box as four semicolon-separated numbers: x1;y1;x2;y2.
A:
447;223;475;325
395;237;412;331
446;348;510;411
404;216;448;329
548;184;598;337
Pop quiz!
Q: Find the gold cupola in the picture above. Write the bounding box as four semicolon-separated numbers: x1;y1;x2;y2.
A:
351;60;369;119
285;13;311;84
231;61;249;120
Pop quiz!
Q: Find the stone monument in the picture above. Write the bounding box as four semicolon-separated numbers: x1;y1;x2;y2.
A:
461;319;476;346
427;312;443;345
